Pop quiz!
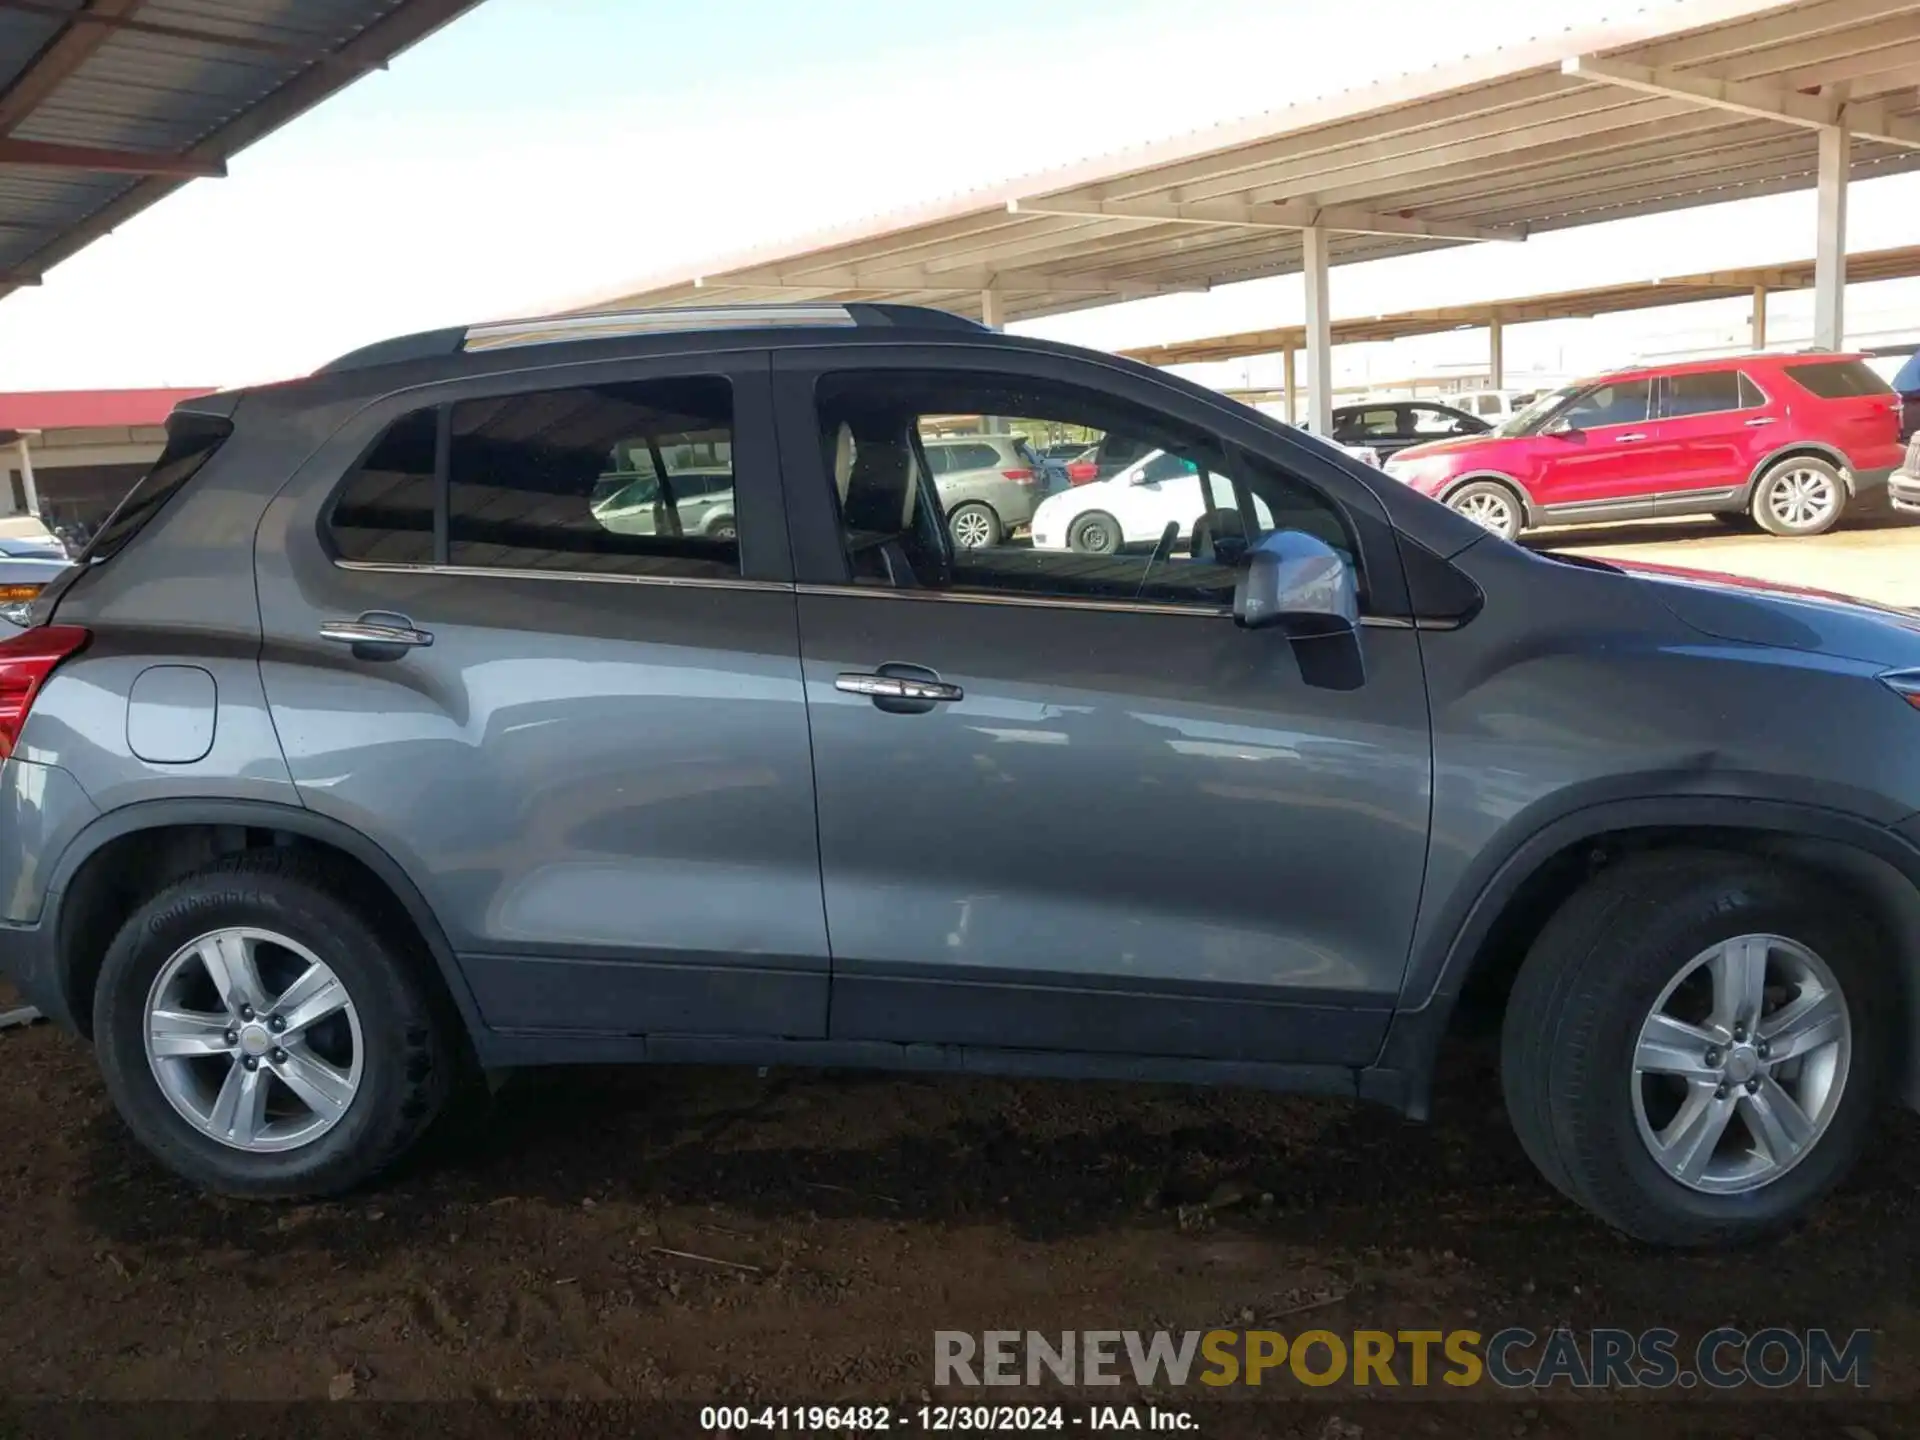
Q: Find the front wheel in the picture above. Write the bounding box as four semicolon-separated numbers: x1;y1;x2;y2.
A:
1445;480;1524;540
1751;457;1845;536
1501;851;1886;1247
94;852;457;1197
1068;511;1123;554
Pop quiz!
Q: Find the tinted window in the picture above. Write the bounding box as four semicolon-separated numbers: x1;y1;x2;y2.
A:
814;370;1357;610
1784;359;1892;399
1561;379;1652;430
83;411;234;563
1739;372;1769;409
447;377;738;577
1336;407;1401;439
330;409;438;565
1662;369;1746;418
942;442;1002;472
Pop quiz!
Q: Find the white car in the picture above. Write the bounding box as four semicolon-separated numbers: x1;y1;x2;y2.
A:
1028;450;1262;554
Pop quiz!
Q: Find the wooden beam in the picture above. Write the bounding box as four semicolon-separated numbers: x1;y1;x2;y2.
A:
1563;54;1920;150
0;137;223;177
1005;196;1523;242
0;0;144;133
695;267;1207;298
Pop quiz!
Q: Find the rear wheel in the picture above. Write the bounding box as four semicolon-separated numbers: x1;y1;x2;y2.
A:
947;502;1001;550
94;851;457;1197
706;515;737;541
1501;852;1885;1247
1068;511;1123;554
1751;457;1845;536
1445;480;1524;540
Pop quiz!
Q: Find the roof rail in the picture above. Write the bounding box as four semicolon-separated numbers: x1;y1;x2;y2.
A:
318;302;984;374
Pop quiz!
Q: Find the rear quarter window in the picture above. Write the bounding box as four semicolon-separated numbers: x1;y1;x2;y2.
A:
1783;360;1893;400
79;411;233;563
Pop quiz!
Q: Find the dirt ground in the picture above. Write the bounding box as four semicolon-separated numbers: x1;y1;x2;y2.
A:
5;514;1920;1438
2;1014;1918;1437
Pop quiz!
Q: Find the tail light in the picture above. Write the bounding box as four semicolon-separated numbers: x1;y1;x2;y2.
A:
0;625;89;759
1001;467;1037;483
1067;461;1097;485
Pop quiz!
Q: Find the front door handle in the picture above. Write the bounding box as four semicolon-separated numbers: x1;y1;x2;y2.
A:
836;671;963;703
1614;432;1648;443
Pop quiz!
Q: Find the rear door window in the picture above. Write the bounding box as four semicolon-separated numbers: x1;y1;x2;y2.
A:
447;377;738;576
330;409;438;564
1661;370;1749;419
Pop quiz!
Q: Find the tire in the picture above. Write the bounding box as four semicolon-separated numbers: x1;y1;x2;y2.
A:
93;850;457;1198
706;515;737;541
1750;457;1846;536
1445;480;1524;540
1068;510;1123;554
947;502;1001;550
1501;851;1887;1247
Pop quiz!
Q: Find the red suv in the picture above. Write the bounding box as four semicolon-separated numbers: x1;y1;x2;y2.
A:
1381;353;1905;540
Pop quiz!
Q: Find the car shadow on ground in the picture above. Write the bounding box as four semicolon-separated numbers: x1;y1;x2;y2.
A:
69;1041;1920;1316
1526;503;1919;552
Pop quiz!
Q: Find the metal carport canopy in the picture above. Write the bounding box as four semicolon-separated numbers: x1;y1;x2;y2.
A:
0;0;486;307
572;0;1920;429
1116;243;1920;366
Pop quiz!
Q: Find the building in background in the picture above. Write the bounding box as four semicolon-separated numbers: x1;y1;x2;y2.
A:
0;390;211;544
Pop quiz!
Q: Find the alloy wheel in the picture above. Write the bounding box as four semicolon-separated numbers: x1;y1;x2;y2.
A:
1631;933;1850;1194
143;927;364;1153
1454;490;1515;536
1764;467;1838;529
951;508;994;549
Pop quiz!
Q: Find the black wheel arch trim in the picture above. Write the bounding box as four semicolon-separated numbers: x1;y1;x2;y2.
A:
1372;792;1920;1118
44;797;488;1047
1439;472;1539;526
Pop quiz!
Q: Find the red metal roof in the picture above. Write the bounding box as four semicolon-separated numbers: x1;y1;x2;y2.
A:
0;388;214;432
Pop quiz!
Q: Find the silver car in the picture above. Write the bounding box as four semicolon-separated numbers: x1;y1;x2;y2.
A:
921;434;1049;548
591;465;736;540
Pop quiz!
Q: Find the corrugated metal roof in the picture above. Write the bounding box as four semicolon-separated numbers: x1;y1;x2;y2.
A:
1118;244;1920;365
576;0;1920;325
0;0;487;301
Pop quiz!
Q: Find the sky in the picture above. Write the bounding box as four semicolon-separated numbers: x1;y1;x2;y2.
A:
0;0;1915;393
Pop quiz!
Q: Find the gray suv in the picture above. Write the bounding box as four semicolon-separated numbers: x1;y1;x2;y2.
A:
920;433;1048;548
4;302;1919;1248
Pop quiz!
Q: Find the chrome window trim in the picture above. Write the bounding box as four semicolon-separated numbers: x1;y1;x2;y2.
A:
330;561;1444;626
332;559;790;594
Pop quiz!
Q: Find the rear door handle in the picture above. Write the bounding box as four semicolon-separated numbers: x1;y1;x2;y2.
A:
1614;433;1648;443
836;671;963;703
1745;416;1778;427
320;614;433;650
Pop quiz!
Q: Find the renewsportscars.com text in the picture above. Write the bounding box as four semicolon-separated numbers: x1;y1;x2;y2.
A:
934;1327;1871;1391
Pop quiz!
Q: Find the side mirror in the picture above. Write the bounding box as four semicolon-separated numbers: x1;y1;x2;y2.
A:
1233;530;1358;635
1543;414;1577;437
1234;530;1365;690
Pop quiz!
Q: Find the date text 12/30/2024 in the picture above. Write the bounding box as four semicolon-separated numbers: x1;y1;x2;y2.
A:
700;1406;1194;1431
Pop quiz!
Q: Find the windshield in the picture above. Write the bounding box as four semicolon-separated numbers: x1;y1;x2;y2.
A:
1496;383;1582;437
